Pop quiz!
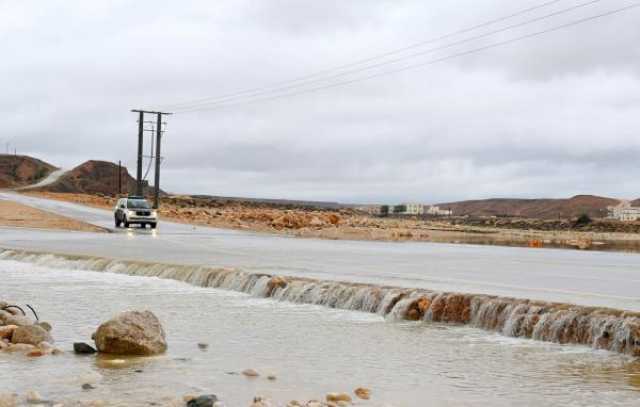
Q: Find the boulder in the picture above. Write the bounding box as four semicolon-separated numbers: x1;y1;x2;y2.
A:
354;387;371;400
93;310;167;355
74;342;97;354
11;325;53;346
186;394;218;407
266;276;288;295
326;213;341;225
242;368;259;377
326;393;351;403
0;310;32;326
404;297;431;321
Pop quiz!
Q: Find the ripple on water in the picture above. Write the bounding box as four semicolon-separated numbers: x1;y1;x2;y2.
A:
1;259;640;406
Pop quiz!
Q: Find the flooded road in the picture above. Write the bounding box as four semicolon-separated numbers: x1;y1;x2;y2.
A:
2;192;640;405
1;192;640;312
2;259;640;406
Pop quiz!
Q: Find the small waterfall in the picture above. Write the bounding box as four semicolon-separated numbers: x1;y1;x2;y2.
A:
1;248;639;357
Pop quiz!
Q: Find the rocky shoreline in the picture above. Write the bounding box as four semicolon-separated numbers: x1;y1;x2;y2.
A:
0;301;60;357
1;303;374;407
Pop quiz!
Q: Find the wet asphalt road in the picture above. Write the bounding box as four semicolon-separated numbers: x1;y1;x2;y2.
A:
1;191;640;311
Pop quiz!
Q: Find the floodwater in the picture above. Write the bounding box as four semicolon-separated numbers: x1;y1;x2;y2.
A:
2;191;640;314
2;259;640;407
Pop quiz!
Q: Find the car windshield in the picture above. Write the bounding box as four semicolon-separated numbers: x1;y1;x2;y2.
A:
127;199;151;209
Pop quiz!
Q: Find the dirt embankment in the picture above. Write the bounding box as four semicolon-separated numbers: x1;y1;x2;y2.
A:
0;199;104;232
33;160;160;196
0;155;56;189
20;191;640;252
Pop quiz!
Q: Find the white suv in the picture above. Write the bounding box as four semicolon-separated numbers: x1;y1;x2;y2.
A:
114;196;158;229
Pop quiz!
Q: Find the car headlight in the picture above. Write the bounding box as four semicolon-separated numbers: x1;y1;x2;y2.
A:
152;210;158;217
127;210;135;216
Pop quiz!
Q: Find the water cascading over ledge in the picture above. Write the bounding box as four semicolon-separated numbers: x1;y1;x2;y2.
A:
1;248;639;357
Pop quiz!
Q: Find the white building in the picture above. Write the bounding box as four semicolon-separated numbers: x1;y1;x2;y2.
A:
400;203;425;215
608;201;640;221
426;205;453;216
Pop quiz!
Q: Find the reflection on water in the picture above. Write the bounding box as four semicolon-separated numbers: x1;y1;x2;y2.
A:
1;259;640;406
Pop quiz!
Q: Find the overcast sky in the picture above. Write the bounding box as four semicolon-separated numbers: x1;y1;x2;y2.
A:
2;0;639;204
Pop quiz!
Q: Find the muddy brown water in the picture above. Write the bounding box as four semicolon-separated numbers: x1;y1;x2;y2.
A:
2;256;640;406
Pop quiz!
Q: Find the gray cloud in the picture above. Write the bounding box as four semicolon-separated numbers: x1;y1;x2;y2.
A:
2;0;640;204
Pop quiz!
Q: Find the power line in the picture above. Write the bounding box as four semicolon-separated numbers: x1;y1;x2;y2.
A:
171;0;604;113
154;0;570;111
175;2;640;114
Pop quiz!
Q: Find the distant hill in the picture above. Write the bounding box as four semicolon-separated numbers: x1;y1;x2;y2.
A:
0;154;56;188
37;160;150;196
437;195;620;219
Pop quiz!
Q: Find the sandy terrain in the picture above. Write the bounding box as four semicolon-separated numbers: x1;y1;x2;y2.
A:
0;198;104;233
19;191;640;252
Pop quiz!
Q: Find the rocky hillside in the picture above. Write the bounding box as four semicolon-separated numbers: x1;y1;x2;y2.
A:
37;160;145;196
437;195;620;219
0;154;56;188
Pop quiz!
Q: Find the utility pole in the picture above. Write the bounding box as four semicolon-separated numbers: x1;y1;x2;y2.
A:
118;160;122;195
135;111;144;196
131;109;172;209
154;113;163;209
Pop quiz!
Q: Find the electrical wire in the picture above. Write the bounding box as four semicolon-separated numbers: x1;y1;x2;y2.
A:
174;2;639;114
171;0;604;113
154;0;571;111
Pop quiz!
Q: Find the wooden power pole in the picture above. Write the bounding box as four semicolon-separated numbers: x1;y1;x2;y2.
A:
131;109;172;208
118;160;122;195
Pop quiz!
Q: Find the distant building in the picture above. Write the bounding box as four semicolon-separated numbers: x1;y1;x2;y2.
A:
399;203;424;215
608;201;640;221
426;205;453;216
367;203;453;217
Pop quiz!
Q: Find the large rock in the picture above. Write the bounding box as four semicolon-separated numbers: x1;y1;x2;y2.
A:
0;310;32;326
93;310;167;355
326;393;352;403
74;342;97;354
11;325;53;346
354;387;371;400
186;395;218;407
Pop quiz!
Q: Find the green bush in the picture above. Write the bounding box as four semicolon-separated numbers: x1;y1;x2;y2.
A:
574;213;592;228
